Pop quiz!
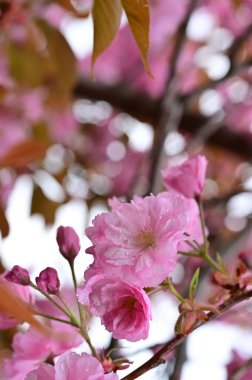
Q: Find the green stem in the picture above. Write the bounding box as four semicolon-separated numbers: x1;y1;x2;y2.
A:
196;198;224;273
200;252;222;272
79;327;100;361
178;250;199;257
185;240;200;251
69;260;83;326
57;293;80;326
197;198;208;253
167;279;186;304
30;283;72;320
68;261;100;361
33;310;77;326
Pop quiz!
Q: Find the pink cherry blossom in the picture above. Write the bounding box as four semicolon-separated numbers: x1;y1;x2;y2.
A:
3;324;83;380
226;350;252;380
162;155;208;199
26;351;119;380
85;192;190;287
78;275;152;341
26;363;55;380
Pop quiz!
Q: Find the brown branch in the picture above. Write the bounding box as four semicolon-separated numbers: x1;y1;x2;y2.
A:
146;0;198;194
121;289;252;380
73;77;252;160
73;78;160;125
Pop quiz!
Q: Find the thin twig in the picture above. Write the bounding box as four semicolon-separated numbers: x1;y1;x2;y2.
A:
121;289;252;380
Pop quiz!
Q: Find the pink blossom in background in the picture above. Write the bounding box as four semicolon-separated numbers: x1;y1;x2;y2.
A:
85;192;190;287
42;3;67;29
78;275;152;341
3;324;83;380
47;108;79;143
26;363;55;380
225;101;252;134
162;155;208;199
203;0;252;36
0;272;34;330
26;351;119;380
226;350;252;380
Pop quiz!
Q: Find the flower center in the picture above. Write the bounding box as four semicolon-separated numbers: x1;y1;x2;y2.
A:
124;296;136;311
136;229;156;248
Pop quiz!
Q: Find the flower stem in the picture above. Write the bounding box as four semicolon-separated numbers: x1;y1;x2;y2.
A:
68;261;100;361
69;260;83;326
196;198;224;273
30;283;72;320
178;250;199;257
33;310;77;326
57;292;80;326
166;278;186;304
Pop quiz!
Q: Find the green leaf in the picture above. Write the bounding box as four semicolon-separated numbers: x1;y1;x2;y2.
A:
121;0;153;77
92;0;123;76
189;268;200;299
216;252;226;272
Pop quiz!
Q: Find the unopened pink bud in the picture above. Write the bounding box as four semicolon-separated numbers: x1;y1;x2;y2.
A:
56;226;80;261
36;267;60;295
5;265;30;285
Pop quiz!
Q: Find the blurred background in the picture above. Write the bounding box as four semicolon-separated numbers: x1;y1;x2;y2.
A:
1;0;252;378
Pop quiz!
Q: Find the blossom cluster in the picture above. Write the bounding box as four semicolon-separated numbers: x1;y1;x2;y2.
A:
0;156;207;379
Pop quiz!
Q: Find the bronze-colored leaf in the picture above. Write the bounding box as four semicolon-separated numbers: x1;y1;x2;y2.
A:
121;0;153;77
0;282;49;335
0;206;9;238
92;0;122;76
0;139;49;169
6;42;47;87
36;20;77;99
31;185;59;225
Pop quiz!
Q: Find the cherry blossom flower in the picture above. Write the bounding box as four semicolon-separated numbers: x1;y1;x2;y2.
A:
162;155;208;199
78;275;152;341
3;324;83;379
85;192;191;287
25;351;119;380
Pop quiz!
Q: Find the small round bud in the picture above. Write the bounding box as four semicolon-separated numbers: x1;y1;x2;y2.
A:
36;267;60;295
5;265;30;285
